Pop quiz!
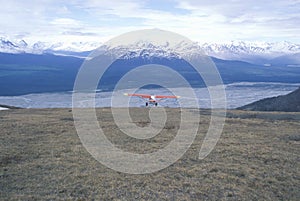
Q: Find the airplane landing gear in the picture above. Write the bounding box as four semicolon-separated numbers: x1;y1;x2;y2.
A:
146;102;148;106
155;102;158;106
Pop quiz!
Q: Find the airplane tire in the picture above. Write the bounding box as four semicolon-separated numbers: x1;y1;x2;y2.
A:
146;102;148;106
155;103;158;106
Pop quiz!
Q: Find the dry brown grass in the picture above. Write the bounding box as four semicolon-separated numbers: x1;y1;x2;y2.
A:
0;108;299;200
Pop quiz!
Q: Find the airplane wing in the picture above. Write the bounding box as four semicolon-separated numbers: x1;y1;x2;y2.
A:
155;95;180;99
124;93;151;98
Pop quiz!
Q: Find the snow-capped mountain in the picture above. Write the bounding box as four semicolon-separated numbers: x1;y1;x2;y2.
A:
1;37;300;65
200;41;300;64
93;40;300;66
97;40;202;60
201;41;300;56
0;37;101;54
0;37;29;53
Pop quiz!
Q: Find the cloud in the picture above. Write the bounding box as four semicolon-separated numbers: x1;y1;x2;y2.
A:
50;18;81;26
62;31;99;36
0;0;299;43
173;0;300;41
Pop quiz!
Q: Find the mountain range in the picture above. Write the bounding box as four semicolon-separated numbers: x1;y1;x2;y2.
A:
1;35;300;96
1;37;300;66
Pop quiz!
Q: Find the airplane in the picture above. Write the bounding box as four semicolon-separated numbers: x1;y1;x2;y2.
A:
124;93;180;106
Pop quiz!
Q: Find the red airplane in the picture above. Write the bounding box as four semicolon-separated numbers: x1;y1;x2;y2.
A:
124;93;180;106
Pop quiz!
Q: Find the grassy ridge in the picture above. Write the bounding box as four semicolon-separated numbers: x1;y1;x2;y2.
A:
0;108;299;200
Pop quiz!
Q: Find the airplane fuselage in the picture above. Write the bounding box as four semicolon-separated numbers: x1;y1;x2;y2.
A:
146;95;158;106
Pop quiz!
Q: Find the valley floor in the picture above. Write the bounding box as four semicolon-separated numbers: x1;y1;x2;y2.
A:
0;108;299;200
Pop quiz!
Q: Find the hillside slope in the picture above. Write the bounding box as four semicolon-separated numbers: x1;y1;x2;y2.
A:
238;87;300;112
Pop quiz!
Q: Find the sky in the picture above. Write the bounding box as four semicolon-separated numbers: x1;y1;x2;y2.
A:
0;0;299;44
